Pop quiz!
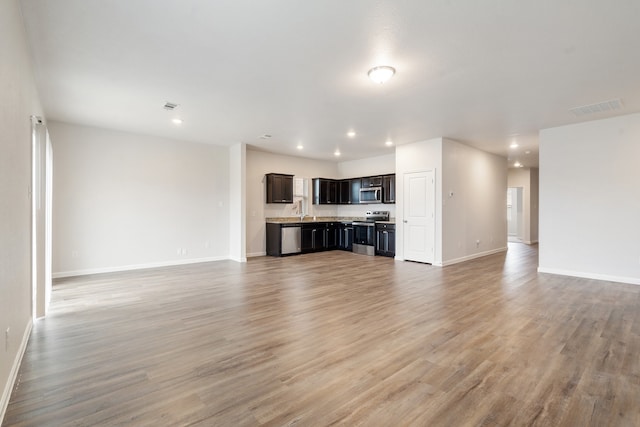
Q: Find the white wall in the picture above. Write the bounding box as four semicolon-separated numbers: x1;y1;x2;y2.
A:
441;138;507;264
539;113;640;285
246;149;339;256
396;138;444;263
507;167;539;244
396;137;507;266
50;122;230;277
0;0;44;419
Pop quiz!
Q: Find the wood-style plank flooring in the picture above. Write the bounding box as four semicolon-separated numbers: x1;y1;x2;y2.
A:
5;244;640;426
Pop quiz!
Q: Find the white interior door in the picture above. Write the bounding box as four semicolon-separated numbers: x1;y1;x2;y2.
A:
403;171;435;263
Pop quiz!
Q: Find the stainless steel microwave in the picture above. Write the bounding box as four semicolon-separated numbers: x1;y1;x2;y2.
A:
359;186;382;204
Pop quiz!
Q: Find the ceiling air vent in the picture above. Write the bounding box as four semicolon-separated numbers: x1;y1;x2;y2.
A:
569;98;623;117
163;102;178;111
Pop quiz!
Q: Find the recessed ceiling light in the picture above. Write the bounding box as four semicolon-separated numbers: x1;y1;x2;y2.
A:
334;150;341;156
172;118;183;125
514;161;522;167
510;142;518;148
296;144;303;150
385;140;394;146
347;131;356;138
368;66;396;84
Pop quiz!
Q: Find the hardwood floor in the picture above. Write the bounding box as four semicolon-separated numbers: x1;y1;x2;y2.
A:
4;243;640;426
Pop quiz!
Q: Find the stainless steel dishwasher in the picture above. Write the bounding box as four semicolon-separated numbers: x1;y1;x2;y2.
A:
281;225;301;254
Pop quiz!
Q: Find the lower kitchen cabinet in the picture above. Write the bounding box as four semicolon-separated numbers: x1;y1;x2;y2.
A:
267;220;392;257
325;222;339;249
375;223;396;257
301;223;327;252
338;223;353;251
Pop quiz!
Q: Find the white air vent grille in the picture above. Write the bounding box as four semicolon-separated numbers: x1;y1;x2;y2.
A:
163;102;178;111
569;99;623;117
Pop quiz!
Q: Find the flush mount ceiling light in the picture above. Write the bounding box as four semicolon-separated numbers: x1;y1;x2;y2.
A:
172;118;183;125
385;140;394;146
368;66;396;84
347;131;356;138
510;142;519;148
334;150;341;156
514;161;522;168
296;144;303;150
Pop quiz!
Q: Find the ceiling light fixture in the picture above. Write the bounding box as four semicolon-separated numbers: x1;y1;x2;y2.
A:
510;142;518;148
334;150;341;156
368;66;396;84
385;140;394;146
172;118;183;125
514;161;522;167
347;131;356;138
296;144;303;150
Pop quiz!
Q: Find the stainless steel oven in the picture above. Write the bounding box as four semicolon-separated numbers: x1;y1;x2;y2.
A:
352;210;389;256
352;221;375;255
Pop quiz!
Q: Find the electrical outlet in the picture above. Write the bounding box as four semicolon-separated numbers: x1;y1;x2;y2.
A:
476;239;481;247
5;327;9;352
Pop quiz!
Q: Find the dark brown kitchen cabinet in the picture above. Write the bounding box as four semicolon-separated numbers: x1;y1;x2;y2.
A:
383;174;395;203
375;222;395;257
265;173;294;203
338;222;353;251
361;176;382;188
339;180;351;204
301;223;326;252
325;222;339;249
339;179;360;204
313;178;338;204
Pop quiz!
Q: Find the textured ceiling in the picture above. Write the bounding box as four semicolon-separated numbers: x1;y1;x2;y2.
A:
19;0;640;166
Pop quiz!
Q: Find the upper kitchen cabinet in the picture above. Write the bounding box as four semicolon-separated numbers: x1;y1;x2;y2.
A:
383;174;396;204
313;178;338;204
339;179;361;204
361;176;382;188
266;173;294;203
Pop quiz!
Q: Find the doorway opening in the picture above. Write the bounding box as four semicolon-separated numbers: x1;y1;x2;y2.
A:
507;187;523;243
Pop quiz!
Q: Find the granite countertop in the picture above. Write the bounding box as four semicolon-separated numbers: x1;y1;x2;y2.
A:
266;216;395;224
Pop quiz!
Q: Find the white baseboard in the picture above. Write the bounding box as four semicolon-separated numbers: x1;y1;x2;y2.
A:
441;247;508;267
229;256;247;263
247;252;266;258
52;256;229;279
1;318;32;424
537;267;640;286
